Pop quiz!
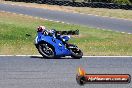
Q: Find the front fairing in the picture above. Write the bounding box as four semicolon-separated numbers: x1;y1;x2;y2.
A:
34;32;43;44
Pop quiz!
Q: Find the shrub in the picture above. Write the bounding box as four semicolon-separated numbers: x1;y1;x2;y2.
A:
112;0;132;5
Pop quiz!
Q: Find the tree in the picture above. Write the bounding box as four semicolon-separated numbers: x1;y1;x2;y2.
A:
72;0;76;3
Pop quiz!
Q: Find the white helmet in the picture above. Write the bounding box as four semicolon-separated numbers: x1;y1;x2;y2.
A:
37;26;46;32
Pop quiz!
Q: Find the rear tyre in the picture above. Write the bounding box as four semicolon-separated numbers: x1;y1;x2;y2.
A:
70;47;83;59
37;43;55;59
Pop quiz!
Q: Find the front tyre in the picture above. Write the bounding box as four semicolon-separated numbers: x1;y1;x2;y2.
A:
38;43;55;59
70;47;83;59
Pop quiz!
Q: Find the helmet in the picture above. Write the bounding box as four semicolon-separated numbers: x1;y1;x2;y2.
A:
37;26;46;32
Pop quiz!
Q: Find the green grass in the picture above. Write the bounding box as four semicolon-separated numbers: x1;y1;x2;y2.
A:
0;12;132;55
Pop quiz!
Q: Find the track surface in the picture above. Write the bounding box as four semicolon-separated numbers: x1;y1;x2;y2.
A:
0;56;131;88
0;3;132;33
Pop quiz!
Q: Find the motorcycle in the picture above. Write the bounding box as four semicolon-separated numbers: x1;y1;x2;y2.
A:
34;29;83;59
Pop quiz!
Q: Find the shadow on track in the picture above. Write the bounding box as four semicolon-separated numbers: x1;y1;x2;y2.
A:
30;56;80;59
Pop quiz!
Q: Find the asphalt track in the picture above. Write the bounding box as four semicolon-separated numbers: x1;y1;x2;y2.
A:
0;56;132;88
0;3;132;33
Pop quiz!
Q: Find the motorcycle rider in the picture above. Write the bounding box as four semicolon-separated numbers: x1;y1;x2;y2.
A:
37;25;64;42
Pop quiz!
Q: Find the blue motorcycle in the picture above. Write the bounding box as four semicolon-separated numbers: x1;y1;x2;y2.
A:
35;29;83;59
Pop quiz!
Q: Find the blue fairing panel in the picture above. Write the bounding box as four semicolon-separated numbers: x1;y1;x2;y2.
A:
37;33;71;56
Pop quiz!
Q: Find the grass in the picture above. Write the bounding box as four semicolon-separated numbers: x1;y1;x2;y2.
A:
72;7;132;20
1;1;132;20
0;12;132;55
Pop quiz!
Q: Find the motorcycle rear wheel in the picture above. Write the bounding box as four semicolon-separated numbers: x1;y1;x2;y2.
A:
70;47;83;59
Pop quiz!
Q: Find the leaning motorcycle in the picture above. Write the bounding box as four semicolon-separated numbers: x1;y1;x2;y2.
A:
34;29;83;59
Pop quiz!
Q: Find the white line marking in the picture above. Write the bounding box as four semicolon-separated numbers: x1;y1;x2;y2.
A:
40;18;44;20
102;29;106;31
35;17;39;19
44;19;48;20
55;21;60;23
49;20;53;21
83;56;132;57
19;14;23;16
108;30;112;31
0;55;41;57
0;55;132;57
128;33;131;34
66;23;70;25
0;55;15;56
12;13;16;15
121;32;125;34
7;11;11;13
11;4;14;6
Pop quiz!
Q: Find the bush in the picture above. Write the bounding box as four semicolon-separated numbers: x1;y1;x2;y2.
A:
84;0;132;5
112;0;132;5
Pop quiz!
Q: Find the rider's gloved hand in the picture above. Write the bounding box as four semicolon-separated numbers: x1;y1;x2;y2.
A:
48;29;56;37
43;30;49;35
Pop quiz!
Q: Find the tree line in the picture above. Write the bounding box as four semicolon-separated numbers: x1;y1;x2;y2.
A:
6;0;132;5
80;0;132;5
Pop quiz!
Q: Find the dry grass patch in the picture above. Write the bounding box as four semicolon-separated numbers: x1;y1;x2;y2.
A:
1;1;132;20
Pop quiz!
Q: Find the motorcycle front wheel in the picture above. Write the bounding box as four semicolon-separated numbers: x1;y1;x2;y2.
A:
38;43;55;59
